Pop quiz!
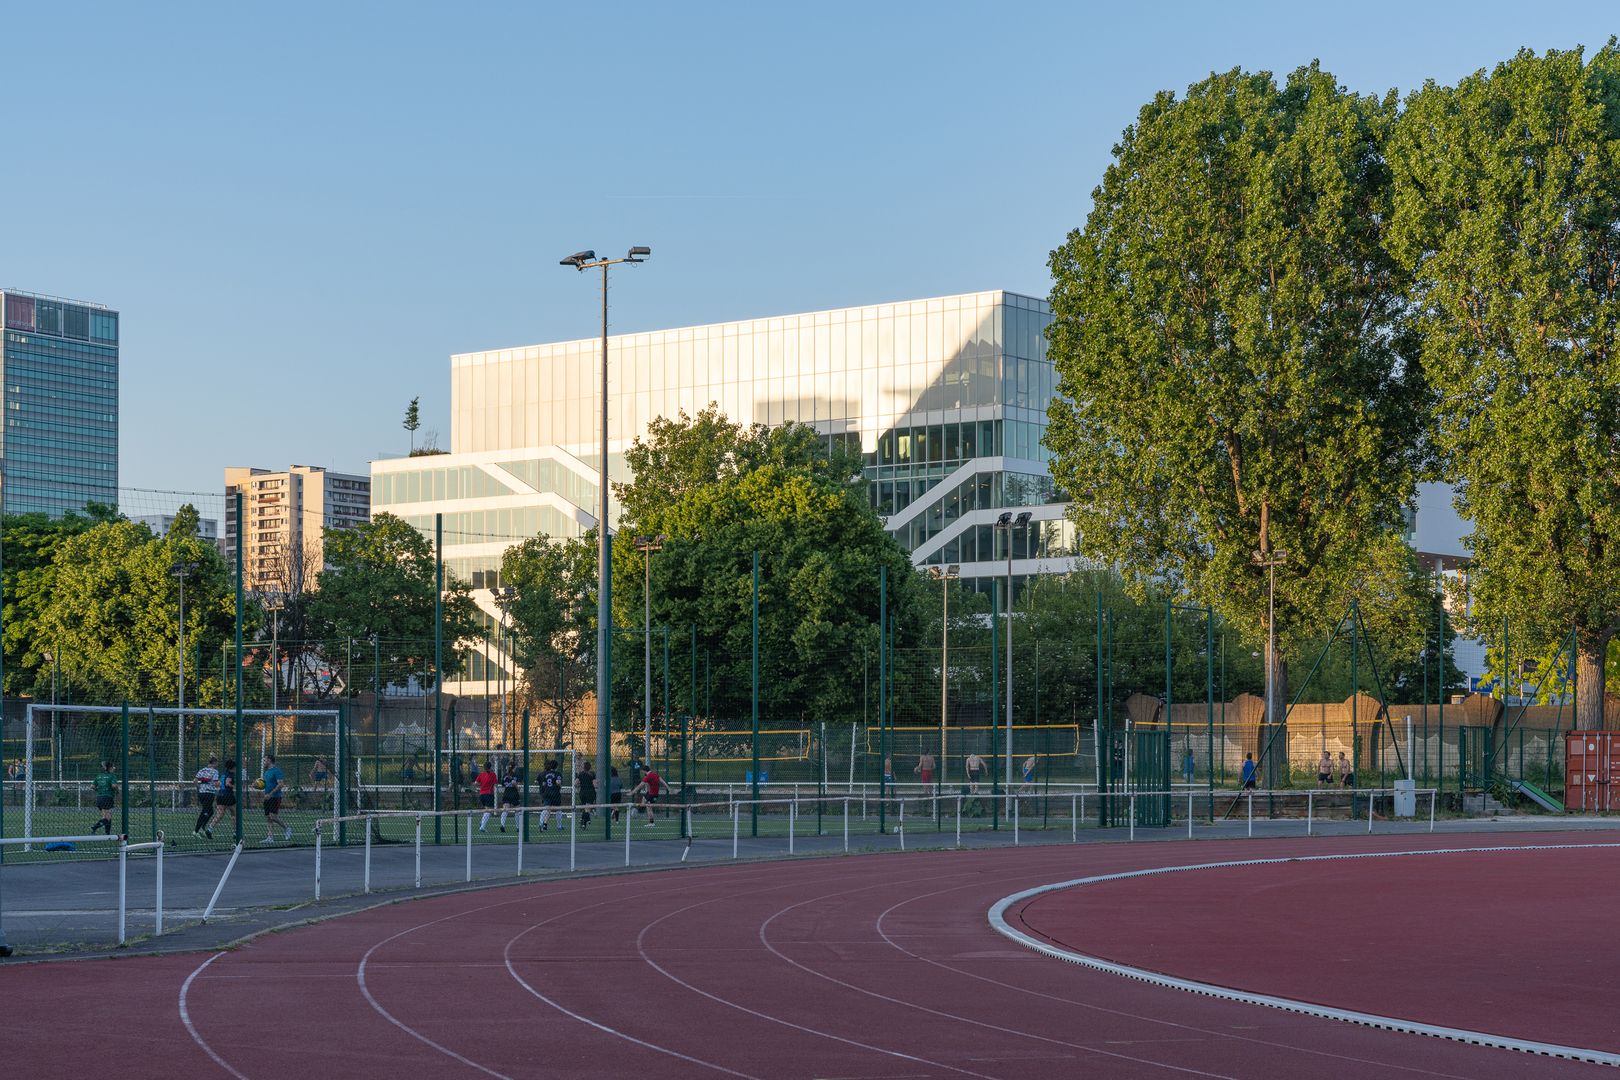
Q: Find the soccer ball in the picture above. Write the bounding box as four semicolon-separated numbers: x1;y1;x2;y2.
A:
251;778;265;790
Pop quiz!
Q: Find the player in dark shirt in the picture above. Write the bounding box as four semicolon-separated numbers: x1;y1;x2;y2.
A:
537;760;563;831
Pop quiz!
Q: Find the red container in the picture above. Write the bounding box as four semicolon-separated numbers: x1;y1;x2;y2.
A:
1565;732;1620;812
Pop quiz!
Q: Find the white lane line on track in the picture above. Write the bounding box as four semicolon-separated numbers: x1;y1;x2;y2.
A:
755;872;1240;1080
633;868;1009;1080
873;877;1484;1080
988;842;1620;1070
179;952;250;1080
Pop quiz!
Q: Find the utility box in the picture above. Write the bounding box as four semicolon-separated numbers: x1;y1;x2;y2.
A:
1566;732;1620;812
1393;778;1416;817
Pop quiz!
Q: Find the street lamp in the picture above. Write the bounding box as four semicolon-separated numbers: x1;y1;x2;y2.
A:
561;245;651;836
927;564;959;789
1251;548;1288;787
995;511;1031;790
171;561;200;782
494;586;517;745
635;535;665;762
264;594;285;713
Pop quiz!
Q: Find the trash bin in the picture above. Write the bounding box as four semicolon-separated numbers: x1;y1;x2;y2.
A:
1394;778;1416;817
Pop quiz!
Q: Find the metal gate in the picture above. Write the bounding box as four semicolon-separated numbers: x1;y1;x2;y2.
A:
1132;727;1171;827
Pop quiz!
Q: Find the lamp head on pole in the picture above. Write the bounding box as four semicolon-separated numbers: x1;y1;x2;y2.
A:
559;250;596;269
626;246;652;262
996;511;1013;526
1014;511;1032;526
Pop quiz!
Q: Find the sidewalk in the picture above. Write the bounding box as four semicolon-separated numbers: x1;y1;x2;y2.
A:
3;812;1615;959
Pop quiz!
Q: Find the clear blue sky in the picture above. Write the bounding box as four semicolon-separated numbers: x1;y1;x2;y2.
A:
4;2;1612;496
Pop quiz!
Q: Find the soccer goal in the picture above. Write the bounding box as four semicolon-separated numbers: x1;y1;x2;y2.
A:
18;704;340;850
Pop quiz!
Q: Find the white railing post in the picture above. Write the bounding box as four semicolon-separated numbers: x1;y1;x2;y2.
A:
732;801;739;859
414;815;422;889
314;824;323;900
1128;793;1135;842
23;708;34;851
1429;789;1437;832
1307;791;1314;837
1013;797;1019;846
843;797;850;852
956;795;963;849
364;820;372;894
1247;791;1253;837
1187;791;1194;839
117;841;127;945
517;805;526;877
1367;791;1375;834
624;803;632;867
466;815;474;881
1072;794;1078;842
789;799;796;855
569;805;577;871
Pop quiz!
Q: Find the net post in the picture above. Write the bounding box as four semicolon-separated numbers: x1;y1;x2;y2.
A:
1128;793;1135;841
624;800;632;867
898;795;905;851
1367;791;1375;833
1307;790;1313;836
1247;791;1253;837
569;802;577;871
789;798;796;855
517;801;526;877
843;796;849;852
118;840;127;945
1429;789;1437;832
154;841;164;936
1071;794;1077;842
732;801;739;859
1013;796;1019;845
1187;791;1193;839
957;794;962;848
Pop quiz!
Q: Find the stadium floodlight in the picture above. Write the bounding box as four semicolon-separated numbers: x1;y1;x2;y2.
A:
560;245;654;840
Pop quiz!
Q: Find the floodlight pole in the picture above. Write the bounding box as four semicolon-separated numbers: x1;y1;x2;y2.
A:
637;535;665;763
1253;549;1287;787
562;246;651;841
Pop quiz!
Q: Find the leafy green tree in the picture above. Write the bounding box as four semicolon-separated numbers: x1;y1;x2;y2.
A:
307;513;480;692
34;506;235;705
610;408;914;740
2;509;102;697
403;397;421;453
1387;43;1620;729
1045;63;1427;782
499;533;596;746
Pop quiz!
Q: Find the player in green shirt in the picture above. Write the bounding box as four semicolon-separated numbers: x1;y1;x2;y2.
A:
91;761;117;835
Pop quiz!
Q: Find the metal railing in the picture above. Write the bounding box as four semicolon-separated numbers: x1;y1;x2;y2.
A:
0;832;165;946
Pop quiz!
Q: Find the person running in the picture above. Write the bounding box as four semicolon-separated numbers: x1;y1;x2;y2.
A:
538;759;564;831
633;766;664;826
90;760;117;835
1317;751;1333;787
1240;752;1258;791
475;759;499;832
1337;751;1354;788
883;756;896;787
210;758;239;835
914;752;936;788
608;766;624;822
964;752;986;816
575;762;597;829
498;763;521;832
1019;754;1038;795
260;754;291;844
193;755;221;839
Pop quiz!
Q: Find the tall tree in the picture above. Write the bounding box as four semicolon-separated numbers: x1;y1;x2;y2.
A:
403;397;421;453
1044;63;1427;783
1387;43;1620;729
1;509;103;697
499;533;596;747
612;408;914;737
308;513;479;692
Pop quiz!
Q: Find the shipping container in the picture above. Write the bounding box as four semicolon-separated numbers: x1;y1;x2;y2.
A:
1565;732;1620;812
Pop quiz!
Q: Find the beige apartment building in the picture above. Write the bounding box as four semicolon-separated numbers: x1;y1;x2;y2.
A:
223;465;370;595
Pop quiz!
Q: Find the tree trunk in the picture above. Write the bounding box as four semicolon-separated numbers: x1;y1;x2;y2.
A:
1576;632;1609;731
1264;651;1290;788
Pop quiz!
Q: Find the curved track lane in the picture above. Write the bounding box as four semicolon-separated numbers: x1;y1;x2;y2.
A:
2;831;1608;1078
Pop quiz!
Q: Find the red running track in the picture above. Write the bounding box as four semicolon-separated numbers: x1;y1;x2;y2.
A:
2;831;1612;1079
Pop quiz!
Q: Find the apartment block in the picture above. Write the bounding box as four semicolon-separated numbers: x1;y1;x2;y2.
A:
224;465;370;595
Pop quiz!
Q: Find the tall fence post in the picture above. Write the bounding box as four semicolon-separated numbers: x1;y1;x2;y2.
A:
314;824;323;900
414;815;422;889
465;813;473;881
364;820;372;894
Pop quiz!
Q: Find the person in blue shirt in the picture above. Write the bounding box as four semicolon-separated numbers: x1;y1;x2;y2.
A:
1240;752;1258;790
260;754;291;844
1182;748;1196;785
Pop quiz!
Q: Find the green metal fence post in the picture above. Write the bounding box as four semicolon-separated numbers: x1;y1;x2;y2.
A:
751;550;760;838
991;577;1000;831
233;490;245;844
879;565;888;835
337;702;348;845
521;706;530;834
1206;604;1214;822
433;513;443;844
120;702;131;839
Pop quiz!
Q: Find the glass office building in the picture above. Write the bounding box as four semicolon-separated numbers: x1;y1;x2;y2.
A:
373;290;1074;686
0;290;119;516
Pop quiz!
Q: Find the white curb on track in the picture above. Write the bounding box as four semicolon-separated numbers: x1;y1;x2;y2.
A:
988;843;1620;1069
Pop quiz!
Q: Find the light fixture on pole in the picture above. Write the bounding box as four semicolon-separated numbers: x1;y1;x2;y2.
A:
1251;548;1288;786
635;534;665;763
561;245;652;838
264;593;285;713
927;564;959;788
171;561;200;783
995;511;1032;790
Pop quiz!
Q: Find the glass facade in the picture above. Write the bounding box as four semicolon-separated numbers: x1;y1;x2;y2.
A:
374;290;1070;600
1;290;119;516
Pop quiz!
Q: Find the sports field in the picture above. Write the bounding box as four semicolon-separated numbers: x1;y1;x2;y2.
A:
3;829;1612;1078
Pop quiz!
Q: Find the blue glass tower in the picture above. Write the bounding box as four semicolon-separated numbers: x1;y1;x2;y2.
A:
0;290;119;516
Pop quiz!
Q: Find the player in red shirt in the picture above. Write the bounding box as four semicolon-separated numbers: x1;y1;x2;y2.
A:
633;767;664;827
474;760;499;832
